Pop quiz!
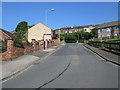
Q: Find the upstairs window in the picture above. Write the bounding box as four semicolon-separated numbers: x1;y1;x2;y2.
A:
69;30;72;33
65;31;67;33
107;28;112;32
115;26;120;30
99;35;104;37
98;29;103;33
107;34;111;37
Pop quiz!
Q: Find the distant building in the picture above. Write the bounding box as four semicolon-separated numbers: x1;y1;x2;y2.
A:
97;21;120;38
28;23;52;42
53;25;97;38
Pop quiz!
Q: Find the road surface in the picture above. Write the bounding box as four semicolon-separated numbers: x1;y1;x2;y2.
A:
3;43;118;88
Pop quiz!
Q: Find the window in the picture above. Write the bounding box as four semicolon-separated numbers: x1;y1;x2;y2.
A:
0;38;4;41
115;26;120;30
98;35;101;38
69;30;72;33
65;31;67;33
100;35;104;37
114;33;120;36
78;29;82;31
84;29;87;31
107;34;111;37
98;29;103;33
107;28;111;32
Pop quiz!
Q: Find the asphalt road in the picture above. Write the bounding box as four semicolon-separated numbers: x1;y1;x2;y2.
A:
3;43;118;88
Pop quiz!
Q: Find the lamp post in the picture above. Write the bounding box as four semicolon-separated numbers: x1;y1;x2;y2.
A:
57;25;64;42
45;9;55;25
59;28;60;41
44;9;55;50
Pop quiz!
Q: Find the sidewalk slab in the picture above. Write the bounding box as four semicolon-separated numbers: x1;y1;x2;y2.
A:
2;55;40;80
83;44;120;65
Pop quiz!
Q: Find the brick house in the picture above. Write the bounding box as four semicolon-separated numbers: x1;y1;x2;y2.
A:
98;21;120;38
0;28;13;52
0;28;13;41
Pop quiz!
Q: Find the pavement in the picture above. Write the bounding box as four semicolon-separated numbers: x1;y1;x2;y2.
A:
83;43;120;66
2;43;118;88
1;43;65;82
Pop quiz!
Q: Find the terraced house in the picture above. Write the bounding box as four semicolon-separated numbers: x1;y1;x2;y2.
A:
53;25;97;38
98;21;120;39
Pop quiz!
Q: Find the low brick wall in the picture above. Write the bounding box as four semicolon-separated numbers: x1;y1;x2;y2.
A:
53;39;60;46
0;39;54;61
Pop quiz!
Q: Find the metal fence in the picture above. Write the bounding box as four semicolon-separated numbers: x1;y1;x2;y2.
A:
87;40;120;53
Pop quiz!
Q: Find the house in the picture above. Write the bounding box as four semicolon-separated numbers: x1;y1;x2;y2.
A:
0;28;13;52
83;25;97;32
55;25;97;34
0;28;13;41
53;25;97;39
97;21;120;38
28;23;52;42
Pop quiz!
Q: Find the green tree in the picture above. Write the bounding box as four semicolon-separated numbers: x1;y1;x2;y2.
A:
14;21;28;47
60;36;65;41
28;25;35;28
90;27;98;38
15;21;28;32
65;34;77;43
84;32;91;40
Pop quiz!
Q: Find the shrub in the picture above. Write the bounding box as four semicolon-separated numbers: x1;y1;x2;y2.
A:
65;34;77;43
60;36;65;41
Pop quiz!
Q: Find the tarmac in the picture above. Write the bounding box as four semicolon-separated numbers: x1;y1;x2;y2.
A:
1;43;119;83
1;43;66;82
83;44;120;66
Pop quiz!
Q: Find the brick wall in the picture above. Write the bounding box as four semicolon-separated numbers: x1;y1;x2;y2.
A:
0;39;54;61
53;39;60;46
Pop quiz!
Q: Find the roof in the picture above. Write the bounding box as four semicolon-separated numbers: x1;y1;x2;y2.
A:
11;30;16;34
97;21;120;29
54;25;97;30
0;28;13;39
28;23;51;30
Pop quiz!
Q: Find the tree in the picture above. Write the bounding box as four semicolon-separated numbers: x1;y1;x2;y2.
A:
14;21;28;48
15;21;28;32
84;32;91;40
90;27;98;38
60;36;65;41
65;34;77;43
28;25;35;28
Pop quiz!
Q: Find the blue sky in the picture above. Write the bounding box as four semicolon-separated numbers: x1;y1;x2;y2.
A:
2;2;118;32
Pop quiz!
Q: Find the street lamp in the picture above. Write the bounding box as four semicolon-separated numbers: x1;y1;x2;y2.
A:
44;9;55;50
45;9;55;25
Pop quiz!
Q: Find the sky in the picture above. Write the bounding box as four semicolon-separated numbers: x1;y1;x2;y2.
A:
2;2;118;32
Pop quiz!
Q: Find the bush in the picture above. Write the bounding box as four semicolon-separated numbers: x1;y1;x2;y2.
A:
60;36;65;41
14;40;24;48
65;34;77;43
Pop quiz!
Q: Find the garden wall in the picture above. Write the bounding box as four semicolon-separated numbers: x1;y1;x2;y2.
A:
0;39;55;61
